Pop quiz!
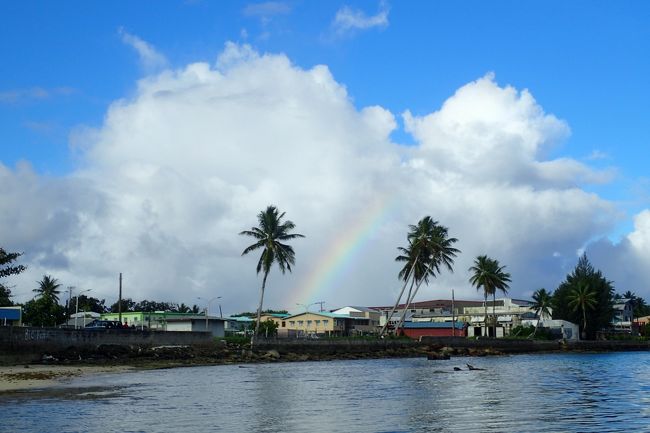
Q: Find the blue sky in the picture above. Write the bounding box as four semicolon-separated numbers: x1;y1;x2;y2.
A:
1;1;649;307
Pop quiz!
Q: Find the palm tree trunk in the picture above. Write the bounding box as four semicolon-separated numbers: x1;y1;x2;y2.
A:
252;271;269;346
379;259;417;337
395;277;417;335
396;259;435;334
582;306;587;340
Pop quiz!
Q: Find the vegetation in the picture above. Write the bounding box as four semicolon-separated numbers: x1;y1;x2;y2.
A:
252;319;279;338
0;247;26;307
380;217;459;336
553;254;614;339
469;255;511;337
232;309;289;318
531;288;553;320
240;205;304;343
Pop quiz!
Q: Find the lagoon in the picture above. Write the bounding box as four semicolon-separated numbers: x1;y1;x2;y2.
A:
2;352;650;433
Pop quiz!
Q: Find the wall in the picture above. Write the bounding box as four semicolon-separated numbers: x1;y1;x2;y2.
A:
402;327;467;339
0;326;212;364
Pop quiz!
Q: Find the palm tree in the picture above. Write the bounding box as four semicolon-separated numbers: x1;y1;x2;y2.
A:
568;283;597;339
531;288;552;337
531;288;553;321
469;256;511;338
393;217;459;334
240;205;304;344
33;275;61;304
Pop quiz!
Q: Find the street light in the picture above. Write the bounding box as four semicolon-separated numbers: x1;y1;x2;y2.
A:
75;288;92;329
198;296;221;331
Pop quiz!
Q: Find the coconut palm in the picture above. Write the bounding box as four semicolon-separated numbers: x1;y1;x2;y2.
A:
469;256;511;338
33;275;61;304
532;288;553;320
531;288;553;337
240;205;304;344
568;283;597;339
393;217;459;333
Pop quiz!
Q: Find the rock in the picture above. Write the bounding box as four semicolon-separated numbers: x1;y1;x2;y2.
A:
427;352;450;360
264;350;281;360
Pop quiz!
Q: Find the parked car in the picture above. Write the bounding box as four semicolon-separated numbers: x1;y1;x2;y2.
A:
84;320;124;329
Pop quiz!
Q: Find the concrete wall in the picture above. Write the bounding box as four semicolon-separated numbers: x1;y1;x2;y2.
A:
0;326;212;363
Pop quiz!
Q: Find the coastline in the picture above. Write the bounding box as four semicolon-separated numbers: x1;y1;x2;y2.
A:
3;338;650;392
0;364;135;392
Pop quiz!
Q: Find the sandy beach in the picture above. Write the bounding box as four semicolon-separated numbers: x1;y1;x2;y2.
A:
0;364;135;392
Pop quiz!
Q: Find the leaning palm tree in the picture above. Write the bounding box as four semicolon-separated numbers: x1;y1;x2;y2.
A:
33;275;61;304
531;288;553;337
469;256;511;337
568;283;597;339
240;205;304;344
393;217;459;334
531;288;553;321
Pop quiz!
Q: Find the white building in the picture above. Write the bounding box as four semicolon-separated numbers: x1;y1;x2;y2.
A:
166;316;226;337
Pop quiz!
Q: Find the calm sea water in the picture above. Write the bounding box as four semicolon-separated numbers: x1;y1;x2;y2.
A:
2;352;650;433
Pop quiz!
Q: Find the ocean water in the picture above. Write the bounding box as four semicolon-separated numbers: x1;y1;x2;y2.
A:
2;352;650;433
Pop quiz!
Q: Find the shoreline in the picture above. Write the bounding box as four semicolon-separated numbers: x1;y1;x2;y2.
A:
3;338;650;392
0;364;135;393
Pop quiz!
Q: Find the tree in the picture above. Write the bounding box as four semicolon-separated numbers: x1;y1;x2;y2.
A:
0;247;26;279
110;298;136;313
22;297;65;327
568;283;597;339
0;247;26;306
469;255;511;338
70;295;108;314
33;275;62;304
240;205;304;344
392;217;459;333
0;284;13;307
552;254;614;339
532;288;553;320
251;319;279;338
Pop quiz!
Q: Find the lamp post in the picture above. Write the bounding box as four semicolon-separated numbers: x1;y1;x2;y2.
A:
75;288;92;329
198;296;221;331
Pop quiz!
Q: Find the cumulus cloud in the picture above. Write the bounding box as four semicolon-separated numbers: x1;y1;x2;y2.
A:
2;44;648;311
332;1;389;34
118;28;168;72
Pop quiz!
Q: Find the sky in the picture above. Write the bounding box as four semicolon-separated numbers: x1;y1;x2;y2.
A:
1;1;649;314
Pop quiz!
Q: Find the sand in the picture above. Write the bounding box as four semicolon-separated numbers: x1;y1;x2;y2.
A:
0;364;135;392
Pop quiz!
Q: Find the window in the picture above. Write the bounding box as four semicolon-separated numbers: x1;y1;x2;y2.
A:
289;321;295;326
323;320;329;325
298;320;304;325
315;320;321;325
282;321;286;327
307;320;312;325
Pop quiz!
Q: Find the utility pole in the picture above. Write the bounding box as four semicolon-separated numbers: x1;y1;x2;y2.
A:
315;301;326;312
67;286;74;319
118;273;123;323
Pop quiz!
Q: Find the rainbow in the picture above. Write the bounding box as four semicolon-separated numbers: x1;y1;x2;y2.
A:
289;195;397;307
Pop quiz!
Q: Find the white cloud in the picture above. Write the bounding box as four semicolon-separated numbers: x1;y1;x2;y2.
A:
118;28;168;72
2;44;648;312
332;1;389;34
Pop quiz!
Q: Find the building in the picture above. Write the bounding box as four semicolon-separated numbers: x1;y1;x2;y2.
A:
399;321;467;339
267;311;353;337
225;316;254;334
330;306;381;334
464;298;539;338
612;298;634;328
0;306;22;326
166;316;225;337
372;299;484;332
101;311;206;330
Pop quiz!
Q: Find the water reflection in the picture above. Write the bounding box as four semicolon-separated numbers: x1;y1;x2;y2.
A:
1;352;650;432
